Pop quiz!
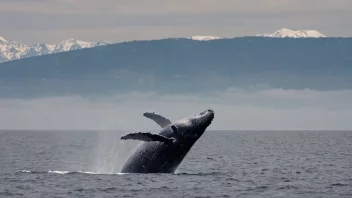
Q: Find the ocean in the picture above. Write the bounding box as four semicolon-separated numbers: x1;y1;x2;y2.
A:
0;130;351;198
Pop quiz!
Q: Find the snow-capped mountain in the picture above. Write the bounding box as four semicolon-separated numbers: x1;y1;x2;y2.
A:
256;28;326;38
0;36;110;63
189;35;222;41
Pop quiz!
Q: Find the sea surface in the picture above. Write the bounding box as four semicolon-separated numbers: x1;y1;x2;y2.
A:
0;130;351;198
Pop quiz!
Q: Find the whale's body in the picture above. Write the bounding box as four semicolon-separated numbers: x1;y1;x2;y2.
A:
120;109;214;173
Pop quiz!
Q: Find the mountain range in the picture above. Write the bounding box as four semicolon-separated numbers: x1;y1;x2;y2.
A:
0;28;327;63
190;28;327;40
256;28;326;38
0;35;351;98
0;36;110;63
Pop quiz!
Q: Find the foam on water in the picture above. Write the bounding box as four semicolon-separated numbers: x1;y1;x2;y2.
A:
48;170;70;174
17;170;127;175
17;170;31;173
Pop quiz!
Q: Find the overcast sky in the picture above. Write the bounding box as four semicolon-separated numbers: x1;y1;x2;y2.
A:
1;0;351;44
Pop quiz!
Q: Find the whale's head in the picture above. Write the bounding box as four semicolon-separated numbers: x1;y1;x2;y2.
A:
171;109;214;142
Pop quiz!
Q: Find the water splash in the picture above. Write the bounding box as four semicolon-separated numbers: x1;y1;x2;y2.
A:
48;170;70;174
93;131;138;174
17;170;128;175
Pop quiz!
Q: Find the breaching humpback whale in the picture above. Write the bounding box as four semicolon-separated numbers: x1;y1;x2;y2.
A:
120;109;215;173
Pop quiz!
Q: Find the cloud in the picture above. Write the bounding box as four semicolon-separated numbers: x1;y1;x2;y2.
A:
1;89;352;130
2;0;351;15
1;1;352;43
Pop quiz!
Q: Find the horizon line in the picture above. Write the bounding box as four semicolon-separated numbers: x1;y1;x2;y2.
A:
1;129;351;132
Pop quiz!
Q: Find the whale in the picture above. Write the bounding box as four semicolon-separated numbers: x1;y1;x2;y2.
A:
120;109;215;173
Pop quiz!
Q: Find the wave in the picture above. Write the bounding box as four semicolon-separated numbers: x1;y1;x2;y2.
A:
16;170;127;175
16;170;221;176
48;170;70;174
174;171;224;176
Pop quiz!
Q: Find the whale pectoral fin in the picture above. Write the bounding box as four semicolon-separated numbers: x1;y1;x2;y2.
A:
121;132;174;144
143;112;172;128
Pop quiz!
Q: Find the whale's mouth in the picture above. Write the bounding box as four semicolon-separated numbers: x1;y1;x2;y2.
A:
200;109;214;116
201;109;214;119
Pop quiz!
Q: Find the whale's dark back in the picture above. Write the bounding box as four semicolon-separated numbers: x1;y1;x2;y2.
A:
120;128;193;173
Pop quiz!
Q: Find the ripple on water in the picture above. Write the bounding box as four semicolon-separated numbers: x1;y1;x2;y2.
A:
0;130;351;198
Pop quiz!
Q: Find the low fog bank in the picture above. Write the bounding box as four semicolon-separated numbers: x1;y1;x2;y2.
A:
1;88;352;130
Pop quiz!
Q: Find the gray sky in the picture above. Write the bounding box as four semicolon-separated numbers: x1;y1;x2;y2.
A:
1;0;352;44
